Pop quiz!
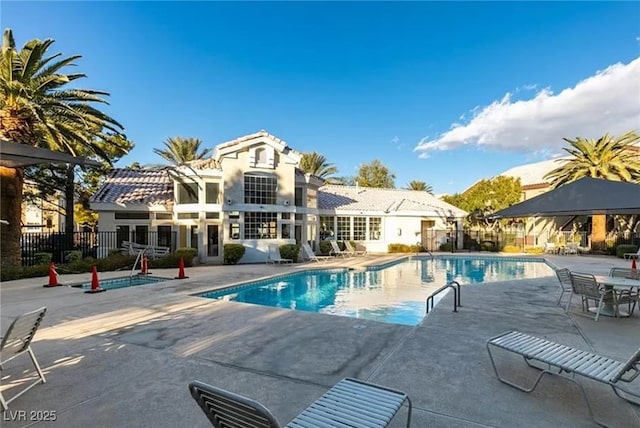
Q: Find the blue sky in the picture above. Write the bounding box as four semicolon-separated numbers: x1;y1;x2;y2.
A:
3;1;640;194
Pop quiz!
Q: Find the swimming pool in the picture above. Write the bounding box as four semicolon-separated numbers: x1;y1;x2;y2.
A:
75;275;170;291
199;256;554;326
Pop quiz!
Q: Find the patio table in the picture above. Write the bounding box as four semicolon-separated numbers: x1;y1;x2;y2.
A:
591;275;640;317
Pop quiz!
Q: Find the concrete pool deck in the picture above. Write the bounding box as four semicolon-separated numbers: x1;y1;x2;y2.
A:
1;253;639;427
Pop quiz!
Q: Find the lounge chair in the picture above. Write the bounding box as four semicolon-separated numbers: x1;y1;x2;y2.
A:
330;240;352;258
189;377;412;428
567;271;613;321
609;267;639;315
487;330;640;426
624;248;640;259
0;307;47;411
544;242;558;254
554;268;572;308
266;244;292;264
301;243;333;262
344;240;367;256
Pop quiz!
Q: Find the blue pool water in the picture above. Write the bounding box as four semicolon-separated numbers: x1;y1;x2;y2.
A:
199;256;554;326
77;275;170;291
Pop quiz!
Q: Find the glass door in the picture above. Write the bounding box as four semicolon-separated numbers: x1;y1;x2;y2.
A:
207;225;220;257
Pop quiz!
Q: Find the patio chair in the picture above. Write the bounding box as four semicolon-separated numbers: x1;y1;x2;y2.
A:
266;244;292;264
567;272;613;321
301;243;333;262
0;307;47;411
189;377;412;428
330;240;352;258
554;268;572;308
487;331;640;427
609;267;639;315
624;248;640;259
543;242;557;254
344;240;367;256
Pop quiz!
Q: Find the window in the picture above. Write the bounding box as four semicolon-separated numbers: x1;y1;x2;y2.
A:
177;213;198;219
244;173;277;204
190;225;198;250
281;223;291;239
337;216;350;241
281;213;291;220
353;217;366;241
229;223;240;239
295;187;303;207
244;212;277;239
256;147;267;164
320;216;335;240
134;225;148;245
205;183;220;204
157;226;172;248
116;225;130;247
369;217;381;240
115;212;149;220
156;213;172;220
205;212;220;219
177;183;198;204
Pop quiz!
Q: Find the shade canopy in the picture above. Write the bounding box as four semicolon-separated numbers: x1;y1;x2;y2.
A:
491;177;640;218
0;140;100;168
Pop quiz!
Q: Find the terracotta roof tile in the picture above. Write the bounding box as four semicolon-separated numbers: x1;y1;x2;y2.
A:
90;169;173;205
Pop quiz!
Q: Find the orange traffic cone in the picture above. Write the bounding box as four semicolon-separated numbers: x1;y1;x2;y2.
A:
174;256;188;279
85;265;106;293
43;262;60;287
138;256;151;275
632;257;637;271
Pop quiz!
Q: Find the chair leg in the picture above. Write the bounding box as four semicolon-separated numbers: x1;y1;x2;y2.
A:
556;288;565;306
565;293;573;313
28;346;46;384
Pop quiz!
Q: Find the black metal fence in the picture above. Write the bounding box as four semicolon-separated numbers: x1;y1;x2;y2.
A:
21;231;177;266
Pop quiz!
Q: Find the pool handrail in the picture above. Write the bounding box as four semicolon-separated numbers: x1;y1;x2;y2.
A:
426;280;461;314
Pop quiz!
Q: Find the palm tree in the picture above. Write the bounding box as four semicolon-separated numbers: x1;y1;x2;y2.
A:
299;152;339;181
153;137;211;164
0;29;124;267
406;180;434;194
544;131;640;250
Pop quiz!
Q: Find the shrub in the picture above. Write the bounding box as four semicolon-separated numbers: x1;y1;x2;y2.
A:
501;245;521;253
175;247;198;265
525;247;544;254
439;242;453;252
223;244;245;265
279;244;300;262
34;252;52;265
0;263;52;282
616;244;638;259
388;243;421;253
65;250;83;263
480;241;498;252
108;248;123;257
318;241;333;256
96;254;136;271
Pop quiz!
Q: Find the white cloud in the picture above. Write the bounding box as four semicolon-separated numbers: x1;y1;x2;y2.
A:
391;135;405;150
414;57;640;158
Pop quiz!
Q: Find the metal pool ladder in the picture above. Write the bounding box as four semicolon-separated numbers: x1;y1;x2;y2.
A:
426;280;461;313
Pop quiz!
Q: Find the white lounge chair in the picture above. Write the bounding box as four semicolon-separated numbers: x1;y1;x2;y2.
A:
189;377;412;428
330;240;352;258
554;267;572;308
301;243;333;262
266;244;292;264
487;331;640;427
344;241;367;256
0;307;47;410
624;248;640;259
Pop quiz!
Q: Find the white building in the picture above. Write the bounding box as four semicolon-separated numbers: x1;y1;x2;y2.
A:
90;131;467;263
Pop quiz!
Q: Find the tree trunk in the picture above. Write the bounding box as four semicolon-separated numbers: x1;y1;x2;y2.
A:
591;214;607;251
64;165;75;252
0;166;24;267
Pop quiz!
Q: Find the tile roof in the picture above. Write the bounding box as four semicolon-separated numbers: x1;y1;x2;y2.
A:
216;130;289;151
498;158;568;187
318;185;467;216
90;169;173;205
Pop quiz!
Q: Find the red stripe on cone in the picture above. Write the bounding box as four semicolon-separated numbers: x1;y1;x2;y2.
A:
43;262;60;287
174;256;188;279
85;265;106;293
632;258;637;270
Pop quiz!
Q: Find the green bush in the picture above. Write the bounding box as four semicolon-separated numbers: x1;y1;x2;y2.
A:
223;244;245;265
318;241;333;256
279;244;300;262
1;263;53;281
175;247;198;265
108;248;123;257
480;241;499;252
439;242;453;252
34;252;52;265
65;250;83;263
616;244;638;258
388;243;420;253
501;245;521;253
